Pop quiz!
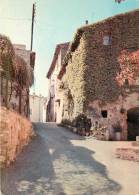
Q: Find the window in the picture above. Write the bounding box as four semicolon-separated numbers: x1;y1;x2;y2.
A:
95;121;98;125
124;79;129;86
101;110;108;118
30;109;32;115
103;35;111;45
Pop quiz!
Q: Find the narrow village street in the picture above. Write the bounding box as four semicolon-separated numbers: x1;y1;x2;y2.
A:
0;1;139;195
1;123;139;195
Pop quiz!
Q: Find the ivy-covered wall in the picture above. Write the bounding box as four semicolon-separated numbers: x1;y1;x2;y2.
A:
62;36;87;121
61;9;139;123
84;9;139;106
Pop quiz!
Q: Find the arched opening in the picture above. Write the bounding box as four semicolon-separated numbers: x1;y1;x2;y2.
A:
127;107;139;140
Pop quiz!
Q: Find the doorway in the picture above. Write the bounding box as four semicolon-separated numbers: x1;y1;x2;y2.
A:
127;107;139;140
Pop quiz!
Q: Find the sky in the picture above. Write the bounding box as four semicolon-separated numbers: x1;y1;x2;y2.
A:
0;0;138;97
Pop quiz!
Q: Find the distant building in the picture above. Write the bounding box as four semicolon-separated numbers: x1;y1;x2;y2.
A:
46;42;69;122
14;44;35;70
11;44;35;116
30;93;47;122
0;40;35;118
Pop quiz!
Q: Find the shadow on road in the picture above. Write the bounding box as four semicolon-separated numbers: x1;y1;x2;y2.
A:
1;122;122;195
1;133;65;195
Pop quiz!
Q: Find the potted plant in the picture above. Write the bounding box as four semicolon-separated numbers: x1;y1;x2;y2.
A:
112;123;122;141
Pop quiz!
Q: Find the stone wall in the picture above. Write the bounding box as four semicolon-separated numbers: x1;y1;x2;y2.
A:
116;147;139;162
0;107;34;167
88;92;139;140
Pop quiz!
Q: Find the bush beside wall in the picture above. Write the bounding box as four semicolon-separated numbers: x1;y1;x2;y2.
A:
0;107;34;167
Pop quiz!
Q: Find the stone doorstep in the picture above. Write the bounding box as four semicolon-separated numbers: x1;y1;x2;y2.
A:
132;141;139;147
0;191;4;195
115;147;139;162
136;136;139;142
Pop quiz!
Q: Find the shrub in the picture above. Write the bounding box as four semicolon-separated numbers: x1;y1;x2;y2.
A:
74;114;92;131
61;119;72;126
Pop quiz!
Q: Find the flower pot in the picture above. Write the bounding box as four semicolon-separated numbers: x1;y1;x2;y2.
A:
115;132;121;141
86;132;91;136
106;130;110;141
73;128;77;133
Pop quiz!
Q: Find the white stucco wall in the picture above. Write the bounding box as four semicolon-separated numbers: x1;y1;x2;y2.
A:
30;94;46;123
46;51;62;121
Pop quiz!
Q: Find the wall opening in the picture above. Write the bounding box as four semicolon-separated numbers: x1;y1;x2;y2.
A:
127;107;139;140
103;35;111;45
101;110;108;118
124;78;129;86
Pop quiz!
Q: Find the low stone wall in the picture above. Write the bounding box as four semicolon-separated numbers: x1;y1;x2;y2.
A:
115;146;139;162
58;123;93;137
0;107;35;167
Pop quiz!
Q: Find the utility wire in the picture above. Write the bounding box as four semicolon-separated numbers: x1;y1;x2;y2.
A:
0;17;31;21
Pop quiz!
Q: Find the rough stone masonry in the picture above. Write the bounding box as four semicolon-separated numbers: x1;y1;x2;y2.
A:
60;9;139;140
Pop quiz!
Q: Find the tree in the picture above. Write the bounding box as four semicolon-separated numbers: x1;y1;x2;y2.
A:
0;34;15;107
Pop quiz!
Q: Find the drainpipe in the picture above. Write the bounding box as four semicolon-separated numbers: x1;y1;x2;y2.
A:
85;20;88;25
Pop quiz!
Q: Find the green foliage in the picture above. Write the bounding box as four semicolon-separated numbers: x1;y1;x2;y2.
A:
0;34;34;88
14;55;34;88
61;119;72;126
0;34;15;79
73;114;91;130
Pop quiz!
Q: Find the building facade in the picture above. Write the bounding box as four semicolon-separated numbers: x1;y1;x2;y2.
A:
58;9;139;140
46;42;69;123
30;94;47;122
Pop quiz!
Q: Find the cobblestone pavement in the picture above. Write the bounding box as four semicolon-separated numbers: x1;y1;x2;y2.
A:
1;123;139;195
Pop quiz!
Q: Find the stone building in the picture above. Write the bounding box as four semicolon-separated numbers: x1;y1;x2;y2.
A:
58;9;139;140
30;93;47;122
46;42;69;122
0;42;35;117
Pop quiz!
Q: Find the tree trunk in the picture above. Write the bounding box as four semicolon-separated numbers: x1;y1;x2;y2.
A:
5;72;9;108
19;88;22;114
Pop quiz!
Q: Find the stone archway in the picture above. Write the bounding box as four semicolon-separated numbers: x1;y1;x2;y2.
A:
127;107;139;140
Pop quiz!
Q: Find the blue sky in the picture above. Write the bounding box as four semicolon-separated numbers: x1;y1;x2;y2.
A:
0;0;138;96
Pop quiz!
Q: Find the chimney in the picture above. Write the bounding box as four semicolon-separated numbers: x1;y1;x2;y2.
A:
85;20;88;25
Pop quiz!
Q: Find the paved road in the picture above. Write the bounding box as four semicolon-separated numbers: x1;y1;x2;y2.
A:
1;123;139;195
